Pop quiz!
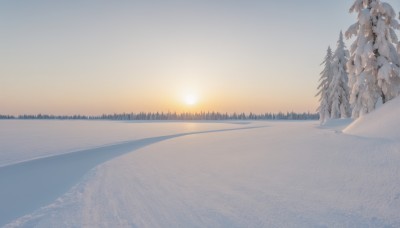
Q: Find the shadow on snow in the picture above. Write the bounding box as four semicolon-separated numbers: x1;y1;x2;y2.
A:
0;125;265;226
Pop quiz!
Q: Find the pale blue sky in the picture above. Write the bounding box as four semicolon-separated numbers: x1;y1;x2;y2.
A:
1;0;400;115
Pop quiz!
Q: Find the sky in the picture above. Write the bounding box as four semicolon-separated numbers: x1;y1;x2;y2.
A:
1;0;400;115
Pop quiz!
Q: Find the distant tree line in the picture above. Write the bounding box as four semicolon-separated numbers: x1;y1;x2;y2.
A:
0;115;15;119
0;112;319;121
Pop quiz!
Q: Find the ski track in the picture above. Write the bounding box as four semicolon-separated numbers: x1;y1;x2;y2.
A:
0;125;265;227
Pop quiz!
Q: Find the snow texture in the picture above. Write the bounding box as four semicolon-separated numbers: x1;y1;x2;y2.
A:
346;0;400;118
0;120;246;167
1;117;400;227
344;96;400;140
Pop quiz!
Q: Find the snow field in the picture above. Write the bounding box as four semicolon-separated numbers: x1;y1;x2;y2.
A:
0;120;250;167
5;120;400;227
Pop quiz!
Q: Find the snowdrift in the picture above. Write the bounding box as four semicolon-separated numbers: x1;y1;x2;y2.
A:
344;96;400;139
320;118;353;131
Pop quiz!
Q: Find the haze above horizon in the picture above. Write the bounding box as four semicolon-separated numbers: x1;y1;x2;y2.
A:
1;0;400;115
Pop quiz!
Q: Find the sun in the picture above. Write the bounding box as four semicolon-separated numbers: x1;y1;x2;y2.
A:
184;94;198;106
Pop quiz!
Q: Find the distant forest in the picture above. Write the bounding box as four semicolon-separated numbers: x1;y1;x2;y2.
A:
0;112;319;121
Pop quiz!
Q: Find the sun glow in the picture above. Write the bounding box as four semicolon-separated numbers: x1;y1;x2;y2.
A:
184;94;198;106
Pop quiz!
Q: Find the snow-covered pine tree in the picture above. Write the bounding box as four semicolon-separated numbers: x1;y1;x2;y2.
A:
346;0;400;118
330;31;351;119
316;46;334;123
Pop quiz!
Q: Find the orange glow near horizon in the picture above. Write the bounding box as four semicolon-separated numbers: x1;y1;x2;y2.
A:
1;0;348;116
0;80;319;116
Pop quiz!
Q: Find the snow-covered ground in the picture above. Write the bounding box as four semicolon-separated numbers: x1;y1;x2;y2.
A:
344;96;400;140
0;120;252;167
1;103;400;227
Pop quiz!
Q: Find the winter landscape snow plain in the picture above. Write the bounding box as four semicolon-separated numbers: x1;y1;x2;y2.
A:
1;100;400;227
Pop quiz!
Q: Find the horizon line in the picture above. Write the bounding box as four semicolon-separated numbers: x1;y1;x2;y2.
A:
1;110;318;117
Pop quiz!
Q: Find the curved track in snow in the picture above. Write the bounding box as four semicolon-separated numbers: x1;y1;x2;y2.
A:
0;126;265;226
